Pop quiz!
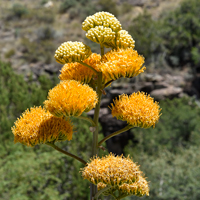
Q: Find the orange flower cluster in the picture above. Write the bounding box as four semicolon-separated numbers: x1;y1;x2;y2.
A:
99;48;145;84
111;92;161;128
82;153;149;197
44;80;98;117
59;53;101;84
11;107;73;147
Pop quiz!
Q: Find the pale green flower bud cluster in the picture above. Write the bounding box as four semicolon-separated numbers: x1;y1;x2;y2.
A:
82;11;122;32
54;41;92;64
103;30;135;49
82;12;135;49
86;26;115;44
82;12;122;46
115;30;135;49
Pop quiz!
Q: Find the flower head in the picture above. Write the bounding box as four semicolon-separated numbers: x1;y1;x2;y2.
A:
44;80;98;117
82;154;141;185
98;48;145;84
82;153;149;198
86;26;115;45
82;11;122;32
54;41;92;64
111;92;161;128
103;30;135;49
59;53;101;84
11;107;73;147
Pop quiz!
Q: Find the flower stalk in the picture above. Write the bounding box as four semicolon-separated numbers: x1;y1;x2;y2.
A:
46;142;87;165
78;61;99;74
90;71;103;199
98;125;133;147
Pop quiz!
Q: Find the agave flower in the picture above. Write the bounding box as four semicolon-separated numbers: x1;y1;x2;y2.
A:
11;106;73;147
44;80;98;117
98;48;145;85
81;153;149;198
110;92;161;128
59;53;101;84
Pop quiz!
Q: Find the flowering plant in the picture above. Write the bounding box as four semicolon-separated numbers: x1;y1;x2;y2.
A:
12;11;161;200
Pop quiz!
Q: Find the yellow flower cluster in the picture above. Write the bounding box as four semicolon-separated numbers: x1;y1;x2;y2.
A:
111;92;161;128
104;30;135;49
82;11;122;32
44;80;98;117
82;12;121;46
99;48;145;84
54;41;92;64
59;53;101;84
82;12;135;50
86;26;116;45
11;107;73;147
82;153;149;197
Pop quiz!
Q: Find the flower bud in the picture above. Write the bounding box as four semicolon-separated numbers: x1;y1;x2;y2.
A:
54;41;92;64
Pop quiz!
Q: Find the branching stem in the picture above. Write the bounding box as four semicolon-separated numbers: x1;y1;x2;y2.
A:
98;125;133;146
45;142;87;165
73;116;96;127
78;61;99;74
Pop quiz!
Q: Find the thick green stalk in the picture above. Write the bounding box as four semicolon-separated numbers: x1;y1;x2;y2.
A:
98;125;133;146
90;44;104;200
90;71;103;199
45;142;87;165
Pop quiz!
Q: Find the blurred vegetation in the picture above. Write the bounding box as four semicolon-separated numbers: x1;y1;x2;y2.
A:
163;0;200;67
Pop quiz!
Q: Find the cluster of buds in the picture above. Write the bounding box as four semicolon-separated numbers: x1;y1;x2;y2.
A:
11;11;161;200
82;11;135;50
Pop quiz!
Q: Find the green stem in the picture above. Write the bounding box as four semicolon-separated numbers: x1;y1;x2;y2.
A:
90;71;103;199
45;142;87;165
90;44;104;200
78;61;99;74
100;44;104;58
98;125;133;147
73;116;95;127
94;186;112;200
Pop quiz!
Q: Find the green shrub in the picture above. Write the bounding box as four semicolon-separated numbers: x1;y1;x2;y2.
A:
163;0;200;67
59;0;77;13
125;146;200;200
128;12;164;62
4;49;15;59
11;3;28;18
20;38;55;64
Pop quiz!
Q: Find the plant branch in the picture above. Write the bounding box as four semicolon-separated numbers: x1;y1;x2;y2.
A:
98;125;133;146
94;186;112;199
90;44;104;200
73;115;95;127
78;61;99;74
45;142;87;165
